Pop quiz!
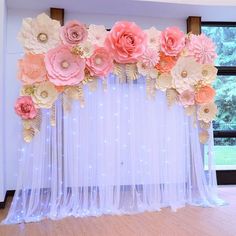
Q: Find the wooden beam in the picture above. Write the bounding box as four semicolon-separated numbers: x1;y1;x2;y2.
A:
187;16;201;35
50;8;64;26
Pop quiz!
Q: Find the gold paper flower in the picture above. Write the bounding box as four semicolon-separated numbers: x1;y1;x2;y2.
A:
20;85;35;96
155;73;173;91
171;57;202;93
199;130;209;144
18;13;61;54
32;81;58;108
201;64;218;84
197;102;217;123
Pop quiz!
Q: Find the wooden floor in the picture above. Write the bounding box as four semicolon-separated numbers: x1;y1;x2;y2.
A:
0;186;235;236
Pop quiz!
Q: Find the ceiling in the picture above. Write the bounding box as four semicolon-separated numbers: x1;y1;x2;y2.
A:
6;0;236;21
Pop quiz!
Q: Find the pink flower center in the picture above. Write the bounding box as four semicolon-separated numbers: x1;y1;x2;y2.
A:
21;104;31;113
72;31;79;38
61;60;70;69
95;57;102;65
167;38;174;46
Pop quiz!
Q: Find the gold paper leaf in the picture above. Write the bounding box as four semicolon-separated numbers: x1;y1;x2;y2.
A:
199;130;209;144
50;104;56;126
126;64;138;81
22;111;42;132
184;105;196;116
102;79;108;92
63;94;72;112
166;88;178;107
146;77;157;99
23;128;35;143
87;79;98;92
113;63;126;83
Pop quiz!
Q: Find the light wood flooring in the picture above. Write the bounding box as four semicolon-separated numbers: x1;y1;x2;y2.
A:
0;186;235;236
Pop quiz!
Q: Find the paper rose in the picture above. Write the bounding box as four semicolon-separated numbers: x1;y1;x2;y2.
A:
161;27;185;56
18;54;47;84
155;52;177;73
45;44;86;86
155;73;173;91
197;102;217;123
15;96;38;119
140;48;160;69
195;85;216;104
60;20;87;45
179;89;195;107
188;34;217;64
18;13;60;54
32;81;58;108
88;24;108;47
201;64;218;84
144;27;161;50
171;57;202;93
105;21;147;63
86;47;113;77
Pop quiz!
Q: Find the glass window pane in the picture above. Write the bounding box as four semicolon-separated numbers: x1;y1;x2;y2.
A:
213;75;236;131
205;138;236;170
202;26;236;66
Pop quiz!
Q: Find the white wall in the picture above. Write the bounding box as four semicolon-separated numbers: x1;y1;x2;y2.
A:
3;8;186;194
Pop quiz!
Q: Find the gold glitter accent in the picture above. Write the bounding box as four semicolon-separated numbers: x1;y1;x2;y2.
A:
61;60;69;69
202;69;208;77
40;91;48;98
204;108;210;113
181;70;188;78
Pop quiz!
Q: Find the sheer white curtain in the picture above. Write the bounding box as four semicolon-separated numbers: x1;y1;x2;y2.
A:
2;75;223;224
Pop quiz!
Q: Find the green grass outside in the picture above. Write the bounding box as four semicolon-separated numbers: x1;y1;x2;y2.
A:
205;146;236;166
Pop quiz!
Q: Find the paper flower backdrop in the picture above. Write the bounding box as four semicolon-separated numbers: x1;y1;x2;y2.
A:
15;13;218;143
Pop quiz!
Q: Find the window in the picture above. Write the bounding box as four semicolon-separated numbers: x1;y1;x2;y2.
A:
202;22;236;182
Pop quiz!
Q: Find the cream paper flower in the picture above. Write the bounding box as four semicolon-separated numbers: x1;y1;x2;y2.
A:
32;81;58;108
171;57;202;93
156;73;173;91
18;13;61;54
197;102;217;123
88;24;108;47
144;27;161;50
201;64;218;84
137;62;158;79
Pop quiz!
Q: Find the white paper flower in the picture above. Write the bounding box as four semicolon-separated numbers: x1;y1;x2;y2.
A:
197;102;217;123
32;81;58;108
18;13;61;54
156;73;173;91
171;57;202;93
144;27;161;50
137;61;158;79
201;64;218;84
88;24;108;47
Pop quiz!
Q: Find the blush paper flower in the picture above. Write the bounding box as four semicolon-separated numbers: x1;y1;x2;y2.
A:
188;34;217;64
144;27;161;50
18;13;61;54
45;44;86;86
60;20;88;45
161;27;185;56
18;54;47;84
195;85;216;104
179;89;195;107
105;21;147;63
15;96;38;119
86;47;114;77
88;24;108;47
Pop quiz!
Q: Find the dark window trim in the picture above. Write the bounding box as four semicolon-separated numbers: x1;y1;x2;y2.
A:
202;21;236;184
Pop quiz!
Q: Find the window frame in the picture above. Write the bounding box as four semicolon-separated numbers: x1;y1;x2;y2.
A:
201;21;236;184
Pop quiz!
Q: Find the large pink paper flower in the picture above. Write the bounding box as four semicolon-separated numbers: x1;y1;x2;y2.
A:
161;27;185;56
188;34;217;64
45;44;85;86
86;47;113;77
179;89;195;107
14;96;38;119
18;54;47;84
105;21;147;63
60;20;88;46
